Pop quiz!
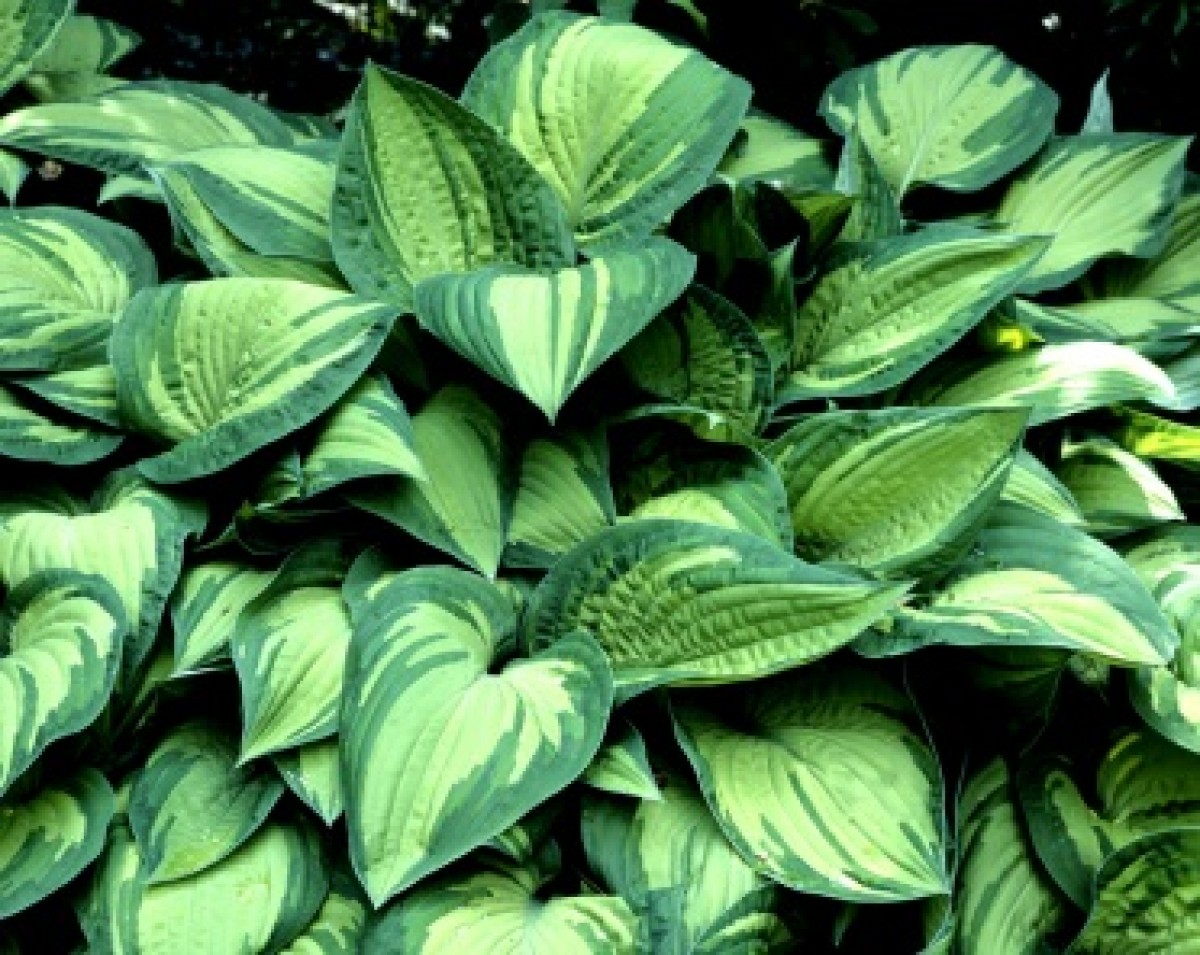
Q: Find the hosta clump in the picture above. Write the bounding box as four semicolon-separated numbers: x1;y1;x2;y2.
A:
1;2;1199;952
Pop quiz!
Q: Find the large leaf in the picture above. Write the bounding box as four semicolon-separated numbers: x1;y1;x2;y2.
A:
364;859;637;954
112;278;397;483
0;0;71;96
779;228;1047;401
0;79;300;177
859;504;1178;664
523;519;907;695
0;206;156;372
463;12;750;253
0;769;114;918
0;570;125;797
341;567;612;905
582;778;790;953
128;723;284;884
332;63;573;309
168;559;275;676
414;238;694;421
673;665;949;902
996;134;1190;294
347;385;514;578
767;407;1027;579
820;44;1058;196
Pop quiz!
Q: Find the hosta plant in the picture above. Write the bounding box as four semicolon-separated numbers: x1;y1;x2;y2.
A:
0;2;1198;953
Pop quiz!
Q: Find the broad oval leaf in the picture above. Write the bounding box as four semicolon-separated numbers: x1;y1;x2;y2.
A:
415;239;694;422
767;406;1028;579
0;768;114;919
0;570;125;796
128;722;284;884
169;559;275;676
0;206;156;372
996;134;1190;294
673;665;949;902
0;0;71;96
342;567;613;905
779;228;1047;401
26;13;138;80
523;519;908;695
332;63;573;309
112;278;397;483
462;11;751;252
820;44;1058;196
363;859;637;954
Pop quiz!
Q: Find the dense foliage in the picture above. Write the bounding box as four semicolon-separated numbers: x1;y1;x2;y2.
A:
0;2;1198;953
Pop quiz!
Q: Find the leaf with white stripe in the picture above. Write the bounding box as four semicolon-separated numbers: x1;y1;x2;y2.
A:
779;228;1047;401
0;0;70;96
463;12;750;252
0;570;124;797
342;567;613;904
996;134;1190;294
767;407;1027;579
300;375;424;497
414;238;695;421
820;45;1058;196
112;278;397;483
363;858;637;954
332;63;573;309
505;427;615;569
169;560;275;676
0;769;114;918
1056;438;1183;537
274;738;343;826
0;380;121;465
523;519;907;695
0;80;300;177
348;385;514;578
673;665;949;902
128;723;284;884
1001;449;1085;525
0;206;156;372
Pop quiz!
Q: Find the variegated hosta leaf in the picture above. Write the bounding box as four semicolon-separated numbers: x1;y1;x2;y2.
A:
582;777;791;953
1111;407;1200;472
996;134;1190;294
1068;829;1200;954
112;278;398;483
0;769;113;918
0;379;121;465
619;285;772;437
718;110;834;190
952;759;1069;954
860;504;1177;664
27;14;138;78
414;238;695;422
274;738;343;826
13;362;120;427
151;144;334;263
0;570;125;796
1163;340;1200;412
0;147;28;204
462;11;751;253
582;720;661;801
767;407;1027;579
1019;729;1200;908
620;443;793;550
347;385;514;578
169;559;275;676
0;471;204;680
779;228;1047;401
834;128;903;243
233;547;353;762
364;858;638;954
128;723;284;884
673;665;949;902
0;80;300;177
523;519;908;696
0;0;71;96
1003;294;1199;345
0;206;156;372
505;427;616;569
906;342;1177;425
332;63;574;309
282;875;368;955
1056;438;1183;537
1129;664;1200;756
81;817;328;954
1001;449;1085;525
820;44;1058;196
300;374;424;497
342;567;613;905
